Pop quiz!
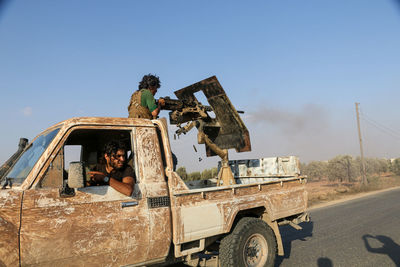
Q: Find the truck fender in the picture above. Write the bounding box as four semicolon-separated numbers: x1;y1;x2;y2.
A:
262;212;284;256
223;203;284;257
223;196;275;233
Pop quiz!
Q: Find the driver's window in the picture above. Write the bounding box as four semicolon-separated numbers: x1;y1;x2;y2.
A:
39;128;134;190
62;128;134;188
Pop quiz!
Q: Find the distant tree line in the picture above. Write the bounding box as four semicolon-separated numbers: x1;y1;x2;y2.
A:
301;155;400;182
176;166;218;181
175;156;400;183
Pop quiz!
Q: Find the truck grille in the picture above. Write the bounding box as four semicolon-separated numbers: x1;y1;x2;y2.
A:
147;196;170;208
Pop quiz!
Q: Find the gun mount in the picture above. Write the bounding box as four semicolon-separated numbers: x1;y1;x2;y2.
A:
162;76;251;186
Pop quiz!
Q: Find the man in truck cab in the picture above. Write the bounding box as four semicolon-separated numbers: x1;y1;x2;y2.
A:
128;73;165;119
88;140;135;196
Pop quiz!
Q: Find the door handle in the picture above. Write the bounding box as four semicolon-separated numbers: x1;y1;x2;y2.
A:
122;201;138;208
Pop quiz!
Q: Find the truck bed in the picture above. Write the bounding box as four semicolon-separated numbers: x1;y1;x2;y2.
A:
185;155;303;189
185;175;302;189
169;171;308;245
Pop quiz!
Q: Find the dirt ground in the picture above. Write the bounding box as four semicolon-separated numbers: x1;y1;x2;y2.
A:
306;174;400;208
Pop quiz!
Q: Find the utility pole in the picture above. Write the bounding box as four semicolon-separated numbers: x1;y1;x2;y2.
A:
355;103;367;185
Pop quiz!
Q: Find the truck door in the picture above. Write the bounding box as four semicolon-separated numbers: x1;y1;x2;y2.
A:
0;190;23;266
19;127;151;266
135;126;172;261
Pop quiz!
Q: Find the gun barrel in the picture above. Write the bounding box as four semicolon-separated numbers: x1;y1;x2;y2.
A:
204;105;244;114
161;97;185;110
161;97;244;114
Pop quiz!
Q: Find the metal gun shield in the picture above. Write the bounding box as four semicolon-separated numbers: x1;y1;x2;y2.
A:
174;76;251;156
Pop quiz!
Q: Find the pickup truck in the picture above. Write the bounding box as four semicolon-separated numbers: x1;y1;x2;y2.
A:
0;117;308;267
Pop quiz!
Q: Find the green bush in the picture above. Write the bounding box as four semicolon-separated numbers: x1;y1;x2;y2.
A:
176;166;188;180
188;171;201;180
327;155;357;183
391;158;400;176
302;161;328;181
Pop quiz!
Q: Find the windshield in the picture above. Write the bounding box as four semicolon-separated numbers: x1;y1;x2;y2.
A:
6;128;60;184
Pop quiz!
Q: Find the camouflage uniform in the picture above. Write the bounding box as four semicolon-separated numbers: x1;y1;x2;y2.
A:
127;89;153;119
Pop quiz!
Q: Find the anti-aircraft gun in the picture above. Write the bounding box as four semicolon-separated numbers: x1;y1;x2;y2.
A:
161;76;251;186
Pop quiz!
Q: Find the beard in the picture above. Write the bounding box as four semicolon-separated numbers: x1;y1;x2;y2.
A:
109;159;124;170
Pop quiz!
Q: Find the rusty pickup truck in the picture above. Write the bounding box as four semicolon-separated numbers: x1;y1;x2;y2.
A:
0;117;308;267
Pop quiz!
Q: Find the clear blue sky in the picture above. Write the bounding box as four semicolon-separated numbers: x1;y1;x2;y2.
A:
1;0;400;171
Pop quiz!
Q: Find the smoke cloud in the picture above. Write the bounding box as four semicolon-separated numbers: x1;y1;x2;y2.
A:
247;103;330;135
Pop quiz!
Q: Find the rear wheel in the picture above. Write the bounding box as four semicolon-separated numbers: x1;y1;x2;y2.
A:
219;217;277;267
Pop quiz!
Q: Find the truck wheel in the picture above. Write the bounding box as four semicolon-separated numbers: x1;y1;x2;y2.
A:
219;217;277;267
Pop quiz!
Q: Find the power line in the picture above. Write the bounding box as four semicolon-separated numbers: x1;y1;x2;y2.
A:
362;118;400;141
360;109;400;137
359;110;400;141
360;114;400;139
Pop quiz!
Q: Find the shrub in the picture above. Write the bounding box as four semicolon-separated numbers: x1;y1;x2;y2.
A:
302;161;328;181
327;155;357;183
176;166;188;180
391;158;400;176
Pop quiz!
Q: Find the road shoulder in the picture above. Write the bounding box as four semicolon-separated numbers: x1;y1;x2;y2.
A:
309;185;400;211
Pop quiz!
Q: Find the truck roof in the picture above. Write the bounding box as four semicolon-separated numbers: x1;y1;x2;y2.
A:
46;116;156;132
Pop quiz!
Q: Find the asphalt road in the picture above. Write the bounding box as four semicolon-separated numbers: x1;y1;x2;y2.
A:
276;187;400;267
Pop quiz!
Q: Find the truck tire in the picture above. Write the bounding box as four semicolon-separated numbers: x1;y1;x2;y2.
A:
219;217;277;267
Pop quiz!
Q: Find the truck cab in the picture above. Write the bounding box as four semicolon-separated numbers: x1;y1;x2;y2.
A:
0;117;174;266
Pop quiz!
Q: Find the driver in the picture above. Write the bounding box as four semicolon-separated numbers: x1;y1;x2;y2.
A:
88;140;135;196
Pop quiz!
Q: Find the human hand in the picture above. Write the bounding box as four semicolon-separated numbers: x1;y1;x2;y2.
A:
87;171;106;183
158;98;165;107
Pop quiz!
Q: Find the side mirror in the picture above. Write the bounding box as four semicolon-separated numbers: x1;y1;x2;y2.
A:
68;162;85;188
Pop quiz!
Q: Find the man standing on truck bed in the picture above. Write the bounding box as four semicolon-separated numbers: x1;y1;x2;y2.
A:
128;73;165;119
88;140;135;196
128;74;179;170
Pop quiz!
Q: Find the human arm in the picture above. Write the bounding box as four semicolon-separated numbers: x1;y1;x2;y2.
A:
142;90;165;118
110;165;135;196
362;234;384;254
88;168;135;196
109;176;135;196
151;98;165;119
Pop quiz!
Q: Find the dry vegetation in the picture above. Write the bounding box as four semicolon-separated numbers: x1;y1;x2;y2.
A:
177;155;400;208
306;173;400;207
301;155;400;207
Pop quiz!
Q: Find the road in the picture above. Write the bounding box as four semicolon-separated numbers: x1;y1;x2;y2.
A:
276;187;400;267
